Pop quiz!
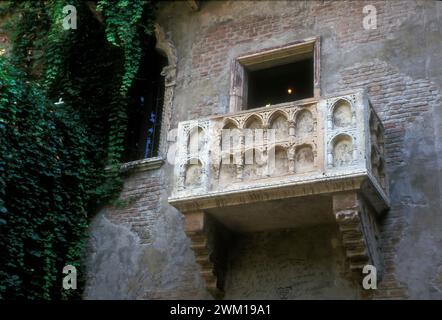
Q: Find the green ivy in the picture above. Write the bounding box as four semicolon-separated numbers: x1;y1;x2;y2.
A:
97;0;155;167
0;0;157;299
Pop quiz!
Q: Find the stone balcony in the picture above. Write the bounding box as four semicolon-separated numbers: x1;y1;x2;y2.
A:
168;89;389;297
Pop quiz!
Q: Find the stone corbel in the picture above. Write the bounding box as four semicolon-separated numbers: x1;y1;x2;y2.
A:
184;211;231;298
333;192;383;280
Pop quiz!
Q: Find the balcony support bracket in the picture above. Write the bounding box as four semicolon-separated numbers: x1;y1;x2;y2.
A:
333;192;383;280
184;211;231;298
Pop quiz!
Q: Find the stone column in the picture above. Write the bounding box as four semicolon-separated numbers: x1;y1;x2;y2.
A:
158;65;176;158
236;131;245;180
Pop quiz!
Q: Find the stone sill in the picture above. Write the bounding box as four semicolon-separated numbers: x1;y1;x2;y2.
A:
119;157;164;173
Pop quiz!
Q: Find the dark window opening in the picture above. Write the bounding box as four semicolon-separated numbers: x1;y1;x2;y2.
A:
247;57;313;109
124;38;168;162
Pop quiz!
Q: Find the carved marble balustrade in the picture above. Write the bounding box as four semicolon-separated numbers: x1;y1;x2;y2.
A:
168;89;389;297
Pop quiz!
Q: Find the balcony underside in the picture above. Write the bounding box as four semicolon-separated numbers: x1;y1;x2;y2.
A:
207;194;333;233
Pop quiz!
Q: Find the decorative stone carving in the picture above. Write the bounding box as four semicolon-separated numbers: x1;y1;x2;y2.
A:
169;89;389;296
273;146;289;176
219;155;237;186
172;100;322;195
174;120;210;192
295;145;314;173
188;126;204;156
270;113;289;141
325;94;360;169
243;148;264;180
295;109;314;136
154;23;178;159
332;99;353;128
185;161;203;187
154;24;177;67
244;114;263;129
332;134;353;167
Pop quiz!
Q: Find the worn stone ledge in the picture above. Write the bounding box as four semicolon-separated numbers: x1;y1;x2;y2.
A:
120;157;164;173
169;171;389;214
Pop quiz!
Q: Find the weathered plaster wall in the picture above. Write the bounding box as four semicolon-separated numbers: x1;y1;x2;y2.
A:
224;225;359;299
84;0;442;299
84;168;211;299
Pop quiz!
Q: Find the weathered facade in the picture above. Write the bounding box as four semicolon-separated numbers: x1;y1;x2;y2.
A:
84;0;442;299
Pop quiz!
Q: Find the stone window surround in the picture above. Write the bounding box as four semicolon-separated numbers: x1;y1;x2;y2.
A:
229;36;321;113
119;23;178;173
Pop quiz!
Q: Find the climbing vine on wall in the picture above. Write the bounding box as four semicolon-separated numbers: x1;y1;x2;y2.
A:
0;0;157;299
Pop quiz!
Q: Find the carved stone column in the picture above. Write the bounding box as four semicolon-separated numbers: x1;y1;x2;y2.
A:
236;131;245;180
154;23;177;159
333;192;383;279
158;65;176;158
288;147;295;173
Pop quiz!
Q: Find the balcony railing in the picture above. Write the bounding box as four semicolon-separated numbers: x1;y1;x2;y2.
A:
170;89;388;210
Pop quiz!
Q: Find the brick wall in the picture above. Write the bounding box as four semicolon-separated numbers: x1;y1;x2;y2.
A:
105;173;165;245
337;60;441;298
182;1;423;119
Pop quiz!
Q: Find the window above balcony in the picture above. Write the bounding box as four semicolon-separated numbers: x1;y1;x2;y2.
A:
229;37;320;112
247;58;314;109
